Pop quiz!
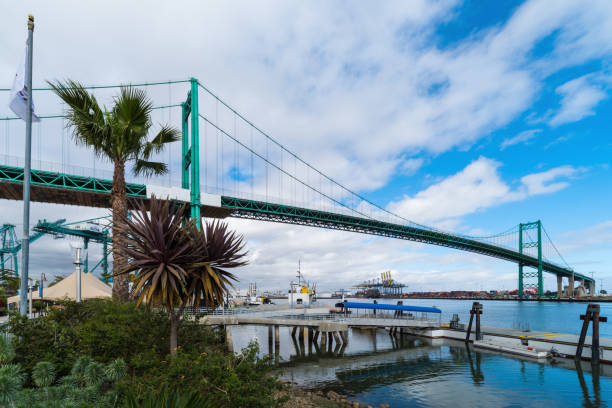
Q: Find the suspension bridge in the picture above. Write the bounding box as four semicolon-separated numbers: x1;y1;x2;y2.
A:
0;77;593;298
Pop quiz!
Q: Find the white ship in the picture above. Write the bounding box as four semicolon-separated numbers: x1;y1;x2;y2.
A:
288;261;317;308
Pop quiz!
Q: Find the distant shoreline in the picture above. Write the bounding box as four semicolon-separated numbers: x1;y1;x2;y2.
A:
268;296;612;303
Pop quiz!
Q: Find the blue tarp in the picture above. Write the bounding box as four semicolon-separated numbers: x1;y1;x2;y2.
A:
342;301;441;314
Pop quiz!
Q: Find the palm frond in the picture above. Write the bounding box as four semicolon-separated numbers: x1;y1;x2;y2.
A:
142;125;181;159
111;86;153;159
133;159;168;177
47;79;112;159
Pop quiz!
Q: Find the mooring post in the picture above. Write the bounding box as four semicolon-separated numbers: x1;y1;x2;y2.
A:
466;302;483;342
592;305;601;365
475;302;483;340
576;304;607;363
576;305;593;361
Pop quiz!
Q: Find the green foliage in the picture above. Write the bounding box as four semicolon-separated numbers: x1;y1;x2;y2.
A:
123;386;212;408
47;80;180;175
15;358;124;408
8;299;216;379
126;342;284;408
0;364;25;405
0;336;15;364
8;300;283;406
32;361;55;388
105;358;127;383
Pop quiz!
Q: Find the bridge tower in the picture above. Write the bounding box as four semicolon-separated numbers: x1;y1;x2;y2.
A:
181;78;201;223
518;221;543;298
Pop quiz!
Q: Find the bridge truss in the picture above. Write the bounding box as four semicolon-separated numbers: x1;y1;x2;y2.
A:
0;77;592;298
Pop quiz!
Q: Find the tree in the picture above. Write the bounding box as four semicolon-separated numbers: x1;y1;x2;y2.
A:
115;197;247;355
48;80;180;301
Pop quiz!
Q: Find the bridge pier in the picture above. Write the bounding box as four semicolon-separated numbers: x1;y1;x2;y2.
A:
268;325;273;356
569;275;575;297
557;275;563;298
274;325;280;356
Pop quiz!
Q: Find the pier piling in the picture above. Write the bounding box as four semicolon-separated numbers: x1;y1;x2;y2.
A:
466;302;483;342
333;331;341;346
321;330;327;348
576;304;607;364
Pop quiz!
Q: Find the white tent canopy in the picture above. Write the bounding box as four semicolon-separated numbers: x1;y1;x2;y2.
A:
8;270;112;307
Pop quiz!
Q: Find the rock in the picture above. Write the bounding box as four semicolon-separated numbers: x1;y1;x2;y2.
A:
327;390;341;401
352;402;361;408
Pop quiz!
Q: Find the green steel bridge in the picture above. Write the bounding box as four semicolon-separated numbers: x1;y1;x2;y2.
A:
0;78;593;297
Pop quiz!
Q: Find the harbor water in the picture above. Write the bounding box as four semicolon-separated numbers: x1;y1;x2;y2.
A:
230;299;612;407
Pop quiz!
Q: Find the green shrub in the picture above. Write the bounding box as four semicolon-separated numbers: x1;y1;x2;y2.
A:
123;386;213;408
15;358;125;408
8;300;284;405
123;342;285;408
32;361;55;388
8;299;219;380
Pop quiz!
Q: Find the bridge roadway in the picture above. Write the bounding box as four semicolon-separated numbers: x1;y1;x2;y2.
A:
0;163;593;284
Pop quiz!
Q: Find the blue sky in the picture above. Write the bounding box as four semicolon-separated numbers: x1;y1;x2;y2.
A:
0;0;611;293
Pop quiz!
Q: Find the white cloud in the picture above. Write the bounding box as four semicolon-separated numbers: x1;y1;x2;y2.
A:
500;129;541;149
549;74;609;126
2;0;612;193
387;157;579;224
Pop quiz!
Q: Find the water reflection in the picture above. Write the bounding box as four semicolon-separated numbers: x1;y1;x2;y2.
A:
465;344;484;385
277;331;612;407
576;360;603;408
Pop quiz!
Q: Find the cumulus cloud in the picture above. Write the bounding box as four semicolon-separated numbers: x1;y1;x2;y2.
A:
387;157;580;224
2;0;612;193
1;0;610;291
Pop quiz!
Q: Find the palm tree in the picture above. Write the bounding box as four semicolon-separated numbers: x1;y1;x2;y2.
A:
48;80;180;301
115;197;247;355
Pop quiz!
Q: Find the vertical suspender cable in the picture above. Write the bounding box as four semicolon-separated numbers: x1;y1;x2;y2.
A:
216;99;219;193
168;81;172;186
250;127;253;198
234;114;237;196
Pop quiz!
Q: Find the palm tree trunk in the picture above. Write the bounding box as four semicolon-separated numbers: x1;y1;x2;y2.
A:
111;159;129;301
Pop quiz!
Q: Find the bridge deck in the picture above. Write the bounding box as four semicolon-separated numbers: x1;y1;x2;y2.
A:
0;164;592;283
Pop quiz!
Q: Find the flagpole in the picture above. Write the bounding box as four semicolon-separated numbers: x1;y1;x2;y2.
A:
19;14;34;316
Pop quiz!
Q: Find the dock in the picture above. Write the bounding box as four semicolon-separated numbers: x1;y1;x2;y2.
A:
193;301;612;365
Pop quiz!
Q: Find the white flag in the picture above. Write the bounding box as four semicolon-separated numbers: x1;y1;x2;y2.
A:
8;49;40;122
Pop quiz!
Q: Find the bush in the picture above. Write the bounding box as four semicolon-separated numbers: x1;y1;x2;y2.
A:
8;299;284;406
123;342;285;408
8;299;219;380
15;357;125;408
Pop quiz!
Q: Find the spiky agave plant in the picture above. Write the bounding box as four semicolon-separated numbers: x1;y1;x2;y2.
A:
114;197;206;355
187;220;248;310
32;361;56;388
0;364;25;406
